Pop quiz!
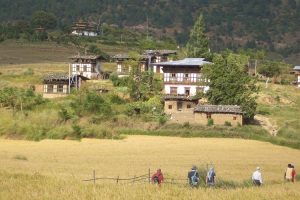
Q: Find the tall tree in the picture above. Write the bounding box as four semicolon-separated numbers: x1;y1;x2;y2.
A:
31;11;57;29
203;53;258;121
186;14;211;59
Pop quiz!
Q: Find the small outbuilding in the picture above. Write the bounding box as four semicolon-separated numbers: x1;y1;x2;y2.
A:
293;66;300;88
194;105;243;126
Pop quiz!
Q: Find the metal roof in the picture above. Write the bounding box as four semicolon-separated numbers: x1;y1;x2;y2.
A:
112;53;148;60
194;105;243;114
154;58;212;66
294;66;300;71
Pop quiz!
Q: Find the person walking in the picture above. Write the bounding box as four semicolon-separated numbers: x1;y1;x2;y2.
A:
285;164;297;182
206;167;216;187
151;169;164;185
252;167;263;186
188;165;200;187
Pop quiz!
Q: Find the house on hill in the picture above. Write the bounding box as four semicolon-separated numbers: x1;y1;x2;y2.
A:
70;55;108;80
155;58;211;114
294;66;300;87
71;20;98;37
194;105;243;126
112;50;177;75
43;73;89;98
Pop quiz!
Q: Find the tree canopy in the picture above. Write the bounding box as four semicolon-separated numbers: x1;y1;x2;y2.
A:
203;53;259;120
31;11;57;29
186;14;211;59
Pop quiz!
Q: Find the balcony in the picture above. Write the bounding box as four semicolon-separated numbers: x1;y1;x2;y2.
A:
164;78;205;85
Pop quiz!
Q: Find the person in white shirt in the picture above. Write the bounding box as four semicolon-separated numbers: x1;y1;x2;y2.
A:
252;167;263;186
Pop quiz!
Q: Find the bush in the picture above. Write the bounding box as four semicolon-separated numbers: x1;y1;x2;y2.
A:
207;119;214;126
183;122;190;128
159;115;168;125
23;68;34;76
224;121;232;126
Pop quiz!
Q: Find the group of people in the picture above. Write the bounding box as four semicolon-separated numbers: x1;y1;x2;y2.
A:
150;163;297;187
252;164;297;186
150;165;216;187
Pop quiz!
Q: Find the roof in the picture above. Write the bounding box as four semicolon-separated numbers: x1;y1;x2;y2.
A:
154;58;212;66
112;53;148;60
194;105;243;114
43;73;90;81
294;66;300;71
143;50;177;56
70;55;102;60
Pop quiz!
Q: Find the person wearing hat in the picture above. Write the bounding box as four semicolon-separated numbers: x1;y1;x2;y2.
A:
252;167;263;186
206;167;216;187
188;165;200;187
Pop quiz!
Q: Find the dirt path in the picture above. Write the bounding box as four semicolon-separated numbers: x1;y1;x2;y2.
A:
255;115;278;136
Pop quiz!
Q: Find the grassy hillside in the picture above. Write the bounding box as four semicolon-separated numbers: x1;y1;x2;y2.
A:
0;136;300;199
1;0;300;62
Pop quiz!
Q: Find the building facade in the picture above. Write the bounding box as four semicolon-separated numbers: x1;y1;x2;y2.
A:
112;50;177;75
294;66;300;87
43;74;89;98
71;20;98;37
70;55;104;79
194;105;243;126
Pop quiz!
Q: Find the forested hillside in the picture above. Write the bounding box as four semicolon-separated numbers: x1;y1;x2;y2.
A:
0;0;300;62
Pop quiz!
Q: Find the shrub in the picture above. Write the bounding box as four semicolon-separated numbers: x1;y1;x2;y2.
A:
158;115;168;125
72;124;82;139
207;119;214;126
58;107;72;122
13;155;28;161
224;121;232;126
23;68;34;76
183;122;190;128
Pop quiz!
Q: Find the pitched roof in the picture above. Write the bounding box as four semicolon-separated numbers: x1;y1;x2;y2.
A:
112;53;148;60
154;58;212;66
70;55;102;60
194;105;243;114
294;66;300;71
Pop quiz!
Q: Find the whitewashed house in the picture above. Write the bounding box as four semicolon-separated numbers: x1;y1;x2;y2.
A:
154;58;211;113
70;55;104;79
294;66;300;88
71;21;98;37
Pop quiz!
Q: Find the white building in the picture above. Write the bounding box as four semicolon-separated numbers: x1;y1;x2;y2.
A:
70;55;103;79
294;66;300;88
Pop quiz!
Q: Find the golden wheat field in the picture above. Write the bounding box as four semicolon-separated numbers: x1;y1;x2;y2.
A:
1;136;300;200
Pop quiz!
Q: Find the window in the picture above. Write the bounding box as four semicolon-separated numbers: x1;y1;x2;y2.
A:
87;66;91;72
72;65;76;72
47;85;53;93
83;65;87;72
187;104;191;109
185;88;190;96
57;85;64;93
206;113;211;119
177;101;183;111
168;105;172;109
43;85;48;93
76;65;80;72
170;87;177;95
233;116;237;120
80;65;84;72
171;73;176;77
117;64;122;72
185;73;189;78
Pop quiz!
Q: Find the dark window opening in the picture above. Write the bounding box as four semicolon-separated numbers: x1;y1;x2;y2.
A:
187;104;191;109
47;85;53;93
57;85;64;93
206;113;211;119
177;101;183;111
168;105;172;109
233;116;237;120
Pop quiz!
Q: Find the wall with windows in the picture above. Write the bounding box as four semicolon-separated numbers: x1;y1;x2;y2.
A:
71;63;96;79
43;84;68;98
164;100;197;114
164;85;204;96
194;113;243;126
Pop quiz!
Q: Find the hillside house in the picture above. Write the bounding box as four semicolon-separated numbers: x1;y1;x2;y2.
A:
294;66;300;87
144;50;177;73
71;20;98;37
155;58;211;114
112;54;148;76
43;73;89;98
70;55;107;79
194;105;243;126
112;50;177;75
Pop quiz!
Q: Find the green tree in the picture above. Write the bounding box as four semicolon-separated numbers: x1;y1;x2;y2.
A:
31;11;57;29
186;14;211;59
203;53;258;121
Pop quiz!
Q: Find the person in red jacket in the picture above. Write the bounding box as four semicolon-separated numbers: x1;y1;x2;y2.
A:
291;165;297;182
151;169;164;185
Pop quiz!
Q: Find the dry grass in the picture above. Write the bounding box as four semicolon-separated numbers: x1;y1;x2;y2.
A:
0;136;300;199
